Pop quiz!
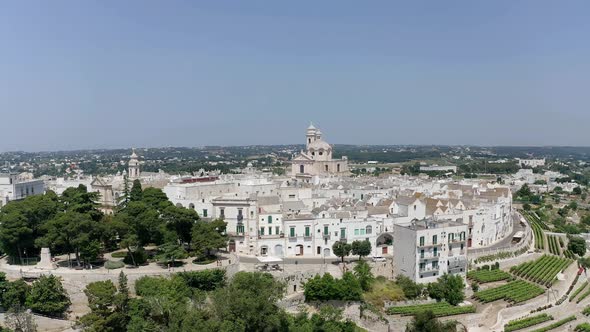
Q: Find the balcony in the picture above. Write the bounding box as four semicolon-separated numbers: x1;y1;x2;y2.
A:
227;231;245;237
448;238;466;244
304;235;312;241
419;253;440;261
339;238;347;244
323;233;331;240
258;233;285;239
419;266;440;273
418;242;443;249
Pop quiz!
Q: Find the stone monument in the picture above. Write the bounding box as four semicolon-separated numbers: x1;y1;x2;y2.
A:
37;247;56;270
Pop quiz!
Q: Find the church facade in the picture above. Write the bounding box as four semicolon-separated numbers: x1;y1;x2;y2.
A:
290;124;349;177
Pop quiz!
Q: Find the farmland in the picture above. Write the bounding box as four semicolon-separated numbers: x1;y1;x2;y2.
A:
473;280;544;304
467;269;511;284
386;302;476;317
504;313;554;332
510;255;573;286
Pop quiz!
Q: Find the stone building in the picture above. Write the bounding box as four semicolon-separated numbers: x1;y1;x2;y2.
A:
290;124;349;178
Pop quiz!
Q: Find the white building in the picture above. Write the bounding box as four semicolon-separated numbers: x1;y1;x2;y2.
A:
291;124;349;178
419;165;458;173
516;158;545;168
0;173;45;208
394;219;468;284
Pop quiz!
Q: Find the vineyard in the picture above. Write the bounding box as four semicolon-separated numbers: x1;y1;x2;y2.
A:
386;302;476;317
473;280;544;304
547;235;561;256
510;255;573;286
583;305;590;316
564;250;577;259
504;313;553;332
575;323;590;332
522;211;547;250
576;288;590;304
529;315;576;332
570;282;588;302
467;269;511;283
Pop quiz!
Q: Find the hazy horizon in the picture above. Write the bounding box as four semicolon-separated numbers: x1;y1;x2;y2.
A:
2;1;589;151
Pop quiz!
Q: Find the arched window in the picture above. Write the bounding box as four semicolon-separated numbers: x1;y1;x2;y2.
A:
366;226;372;234
189;203;195;209
176;203;183;208
299;165;305;174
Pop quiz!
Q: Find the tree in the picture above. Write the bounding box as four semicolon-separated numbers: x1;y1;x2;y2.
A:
523;203;531;211
129;180;143;202
26;275;71;317
156;242;188;266
568;236;587;257
573;187;583;195
395;275;424;299
36;211;99;267
117;175;131;210
80;277;129;332
351;240;372;260
5;307;37;332
192;219;228;257
210;272;286;331
406;310;458;332
163;205;199;247
332;241;352;263
353;260;374;291
2;279;31;311
0;212;33;263
427;274;465;306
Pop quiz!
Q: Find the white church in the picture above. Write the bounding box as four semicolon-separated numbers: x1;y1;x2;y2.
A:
290;124;349;177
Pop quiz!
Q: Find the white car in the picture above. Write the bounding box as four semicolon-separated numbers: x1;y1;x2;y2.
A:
371;256;386;262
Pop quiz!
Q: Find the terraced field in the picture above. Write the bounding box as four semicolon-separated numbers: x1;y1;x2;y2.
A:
386;302;476;317
473;280;545;304
510;255;573;286
467;269;511;284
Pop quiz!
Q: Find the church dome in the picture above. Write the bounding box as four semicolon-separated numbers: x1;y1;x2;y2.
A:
308;139;331;151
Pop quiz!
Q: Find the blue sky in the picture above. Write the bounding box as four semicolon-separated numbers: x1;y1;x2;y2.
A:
1;1;589;151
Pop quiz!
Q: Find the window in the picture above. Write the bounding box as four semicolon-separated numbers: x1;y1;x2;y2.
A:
420;249;425;258
433;247;438;257
276;226;280;235
354;229;359;236
203;209;208;217
290;227;295;237
311;151;315;156
289;194;296;198
305;226;310;237
268;216;272;224
340;228;346;239
449;233;454;242
237;224;244;233
460;243;464;250
419;262;425;270
299;165;305;174
268;227;272;235
324;225;329;235
337;164;340;172
319;151;323;156
366;226;372;234
432;235;437;245
360;229;365;235
220;208;225;218
419;236;425;246
325;165;329;172
189;203;195;209
260;227;265;235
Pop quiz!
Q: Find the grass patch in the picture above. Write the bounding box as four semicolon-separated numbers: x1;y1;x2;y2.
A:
363;276;405;308
105;260;125;269
110;251;127;258
387;302;475;317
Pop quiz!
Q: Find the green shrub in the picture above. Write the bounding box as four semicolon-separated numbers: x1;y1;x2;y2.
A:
123;248;148;266
105;260;125;269
110;251;127;258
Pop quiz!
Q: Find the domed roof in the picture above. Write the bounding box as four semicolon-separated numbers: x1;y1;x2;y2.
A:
130;149;139;159
308;139;331;150
307;123;316;130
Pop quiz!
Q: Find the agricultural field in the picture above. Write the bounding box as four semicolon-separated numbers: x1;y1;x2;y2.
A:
467;269;511;284
473;280;545;304
529;315;576;332
510;255;573;286
547;235;561;256
575;323;590;332
570;282;588;302
576;288;590;304
386;302;476;317
564;250;577;259
523;211;547;250
504;313;554;332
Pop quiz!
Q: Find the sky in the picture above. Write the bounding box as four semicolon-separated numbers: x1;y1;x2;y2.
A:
1;1;589;151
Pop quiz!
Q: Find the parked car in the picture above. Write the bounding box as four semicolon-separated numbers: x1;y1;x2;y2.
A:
372;256;386;262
